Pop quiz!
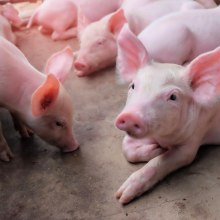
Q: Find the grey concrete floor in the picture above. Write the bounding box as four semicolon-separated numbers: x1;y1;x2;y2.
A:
1;26;220;220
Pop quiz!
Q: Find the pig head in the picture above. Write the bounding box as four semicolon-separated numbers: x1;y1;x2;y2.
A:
114;25;220;204
74;9;126;76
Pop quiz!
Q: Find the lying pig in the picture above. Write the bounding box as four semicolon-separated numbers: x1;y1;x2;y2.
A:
0;37;79;162
27;0;122;41
74;0;214;77
114;25;220;204
138;5;220;65
27;0;78;41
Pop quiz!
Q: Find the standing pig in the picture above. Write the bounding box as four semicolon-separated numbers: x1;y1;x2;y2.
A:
74;0;214;76
0;37;79;162
138;5;220;65
114;25;220;204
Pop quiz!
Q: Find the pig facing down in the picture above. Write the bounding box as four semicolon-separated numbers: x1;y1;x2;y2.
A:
0;37;79;162
73;0;216;77
114;25;220;204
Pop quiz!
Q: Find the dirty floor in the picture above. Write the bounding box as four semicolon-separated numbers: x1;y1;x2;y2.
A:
0;19;220;220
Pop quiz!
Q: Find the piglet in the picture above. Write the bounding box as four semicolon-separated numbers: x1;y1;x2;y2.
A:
74;0;214;76
114;25;220;204
27;0;78;41
0;37;78;162
138;5;220;65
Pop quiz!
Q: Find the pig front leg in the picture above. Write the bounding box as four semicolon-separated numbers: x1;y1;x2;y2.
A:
0;122;13;162
51;27;77;41
11;113;33;138
122;135;166;163
116;143;200;204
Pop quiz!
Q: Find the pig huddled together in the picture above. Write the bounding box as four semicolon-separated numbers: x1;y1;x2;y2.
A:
1;0;220;206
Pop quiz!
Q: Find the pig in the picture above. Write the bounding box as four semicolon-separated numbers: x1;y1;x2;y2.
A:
27;0;78;41
27;0;122;41
0;37;79;162
114;25;220;204
74;0;215;77
138;5;220;65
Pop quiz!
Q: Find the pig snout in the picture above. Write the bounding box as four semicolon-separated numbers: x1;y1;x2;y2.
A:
74;59;87;71
61;137;80;153
115;112;146;138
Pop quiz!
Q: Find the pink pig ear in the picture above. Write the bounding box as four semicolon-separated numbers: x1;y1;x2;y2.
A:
185;46;220;105
2;3;24;27
45;46;74;82
117;24;150;82
108;9;127;35
31;74;60;117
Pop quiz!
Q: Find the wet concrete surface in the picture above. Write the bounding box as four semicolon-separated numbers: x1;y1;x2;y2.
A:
0;22;220;220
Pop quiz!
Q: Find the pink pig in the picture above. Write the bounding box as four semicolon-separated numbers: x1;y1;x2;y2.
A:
27;0;122;41
74;0;215;77
114;25;220;204
27;0;78;41
0;37;79;162
138;5;220;65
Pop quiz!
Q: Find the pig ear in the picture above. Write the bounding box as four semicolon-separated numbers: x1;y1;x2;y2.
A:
31;74;60;117
108;9;127;35
2;3;24;27
116;24;150;82
45;46;73;82
185;47;220;105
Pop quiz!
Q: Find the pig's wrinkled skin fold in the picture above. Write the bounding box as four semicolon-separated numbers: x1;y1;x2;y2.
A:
0;37;79;161
114;24;220;204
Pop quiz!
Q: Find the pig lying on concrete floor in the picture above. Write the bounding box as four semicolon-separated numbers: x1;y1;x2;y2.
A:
0;37;79;162
27;0;122;41
73;0;217;77
114;25;220;204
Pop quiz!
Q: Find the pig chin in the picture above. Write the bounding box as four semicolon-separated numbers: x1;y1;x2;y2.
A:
126;131;147;139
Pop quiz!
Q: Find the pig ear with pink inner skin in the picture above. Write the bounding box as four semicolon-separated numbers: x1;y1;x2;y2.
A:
116;24;150;83
185;46;220;105
31;74;60;117
108;8;127;36
45;46;74;82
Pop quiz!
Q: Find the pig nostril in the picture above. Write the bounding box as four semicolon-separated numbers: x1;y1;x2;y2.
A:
134;124;140;129
74;61;86;70
120;120;125;124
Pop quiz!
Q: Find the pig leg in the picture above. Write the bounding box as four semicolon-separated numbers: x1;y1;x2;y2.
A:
116;143;200;204
51;27;77;41
122;135;165;163
0;122;13;162
39;26;52;35
11;113;33;138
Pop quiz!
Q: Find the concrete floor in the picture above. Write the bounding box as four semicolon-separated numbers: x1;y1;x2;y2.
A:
1;21;220;220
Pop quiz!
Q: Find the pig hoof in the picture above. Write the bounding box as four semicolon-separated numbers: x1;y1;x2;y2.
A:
0;149;14;162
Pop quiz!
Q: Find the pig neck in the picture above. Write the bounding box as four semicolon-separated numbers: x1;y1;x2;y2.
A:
155;102;216;149
4;63;45;118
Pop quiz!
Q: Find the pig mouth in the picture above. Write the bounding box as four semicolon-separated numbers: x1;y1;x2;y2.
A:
126;131;146;139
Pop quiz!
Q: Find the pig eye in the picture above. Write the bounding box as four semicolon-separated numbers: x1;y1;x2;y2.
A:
55;121;64;128
169;94;177;101
129;83;135;90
